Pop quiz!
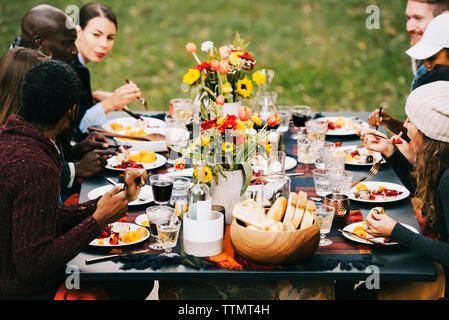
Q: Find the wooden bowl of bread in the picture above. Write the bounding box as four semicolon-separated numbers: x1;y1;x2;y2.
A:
230;191;320;265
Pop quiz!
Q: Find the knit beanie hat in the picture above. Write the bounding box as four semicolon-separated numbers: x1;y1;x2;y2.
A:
405;81;449;142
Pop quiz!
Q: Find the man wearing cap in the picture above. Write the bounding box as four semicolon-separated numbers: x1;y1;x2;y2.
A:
368;0;449;134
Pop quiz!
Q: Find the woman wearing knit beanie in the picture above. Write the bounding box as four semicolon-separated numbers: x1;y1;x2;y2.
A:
358;80;449;299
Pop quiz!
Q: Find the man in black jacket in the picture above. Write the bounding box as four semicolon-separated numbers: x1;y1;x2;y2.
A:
10;4;114;198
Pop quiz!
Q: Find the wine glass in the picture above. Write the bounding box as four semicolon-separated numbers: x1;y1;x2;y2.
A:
156;215;181;256
291;106;312;139
146;206;173;250
150;174;174;205
313;204;335;246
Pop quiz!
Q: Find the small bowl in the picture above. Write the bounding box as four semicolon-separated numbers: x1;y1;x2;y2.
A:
230;219;320;265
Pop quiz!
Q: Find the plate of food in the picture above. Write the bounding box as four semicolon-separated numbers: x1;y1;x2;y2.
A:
90;222;150;247
342;208;419;246
106;150;166;171
336;145;385;166
134;213;150;228
349;181;410;203
322;116;369;136
87;184;154;206
102;117;167;152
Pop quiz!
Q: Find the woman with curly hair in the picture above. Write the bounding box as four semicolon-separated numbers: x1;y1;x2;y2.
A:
359;80;449;299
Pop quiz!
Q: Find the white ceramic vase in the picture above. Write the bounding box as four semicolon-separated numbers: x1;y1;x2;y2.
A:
211;169;245;225
221;100;242;117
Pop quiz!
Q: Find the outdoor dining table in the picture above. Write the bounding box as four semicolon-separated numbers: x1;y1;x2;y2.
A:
67;111;437;297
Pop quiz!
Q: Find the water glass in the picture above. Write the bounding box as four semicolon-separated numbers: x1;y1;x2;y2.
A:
297;137;321;164
324;151;347;174
171;177;191;218
291;106;312;139
267;151;286;175
305;119;328;145
314;142;336;170
277;110;290;133
262;174;291;209
156;215;181;256
165;116;190;163
329;171;353;195
146;205;173;250
314;204;335;246
150;174;174;205
172;98;193;124
312;169;331;197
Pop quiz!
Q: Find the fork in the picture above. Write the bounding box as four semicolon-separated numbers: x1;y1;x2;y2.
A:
104;177;147;202
350;160;382;189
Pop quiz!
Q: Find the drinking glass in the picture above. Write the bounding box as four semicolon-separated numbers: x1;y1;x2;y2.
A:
277;110;290;133
172;98;194;124
156;215;181;256
165;116;190;164
146;205;173;250
297;136;321;164
305;119;328;145
314;142;336;170
262;174;291;209
267;151;286;175
256;91;278;116
324;151;347;174
291;106;312;139
150;174;174;205
329;171;353;195
312;169;331;197
314;204;335;246
171;177;191;218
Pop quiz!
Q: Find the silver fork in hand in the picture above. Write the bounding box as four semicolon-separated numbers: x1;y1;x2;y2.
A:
350;160;382;189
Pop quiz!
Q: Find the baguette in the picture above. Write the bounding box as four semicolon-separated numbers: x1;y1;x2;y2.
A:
297;191;308;208
283;192;298;225
283;220;296;231
266;196;288;222
232;199;266;229
264;219;283;232
291;192;308;229
300;201;316;230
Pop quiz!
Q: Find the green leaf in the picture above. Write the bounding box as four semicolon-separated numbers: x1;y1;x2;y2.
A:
240;162;253;197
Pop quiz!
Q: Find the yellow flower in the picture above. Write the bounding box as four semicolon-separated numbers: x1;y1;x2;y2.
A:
252;70;266;86
182;68;200;85
229;51;243;66
222;82;233;94
236;120;245;131
216;116;226;126
264;142;272;153
252;115;262;126
222;142;234;153
245;119;254;129
201;136;211;146
194;166;213;183
236;78;253;98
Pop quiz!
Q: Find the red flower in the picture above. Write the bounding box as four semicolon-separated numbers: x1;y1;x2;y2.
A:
218;115;238;133
201;118;218;131
239;51;254;62
195;62;211;72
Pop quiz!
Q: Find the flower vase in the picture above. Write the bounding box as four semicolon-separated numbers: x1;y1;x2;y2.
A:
221;100;242;117
211;169;245;225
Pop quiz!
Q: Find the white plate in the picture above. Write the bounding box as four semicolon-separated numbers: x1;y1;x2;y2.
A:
321;116;369;136
166;167;194;177
87;185;154;206
335;145;385;166
106;152;167;171
89;222;150;247
135;213;149;228
102;116;166;131
285;156;297;171
349;181;410;203
342;221;419;246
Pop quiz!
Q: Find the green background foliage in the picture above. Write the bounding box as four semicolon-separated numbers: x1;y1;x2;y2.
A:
0;0;411;120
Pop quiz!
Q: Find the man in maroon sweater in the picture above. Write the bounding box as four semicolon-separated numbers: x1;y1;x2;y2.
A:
0;60;147;299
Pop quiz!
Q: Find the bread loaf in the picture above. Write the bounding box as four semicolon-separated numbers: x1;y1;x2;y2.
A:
283;192;298;225
266;196;288;222
232;199;266;229
370;207;385;215
264;219;283;232
299;201;316;230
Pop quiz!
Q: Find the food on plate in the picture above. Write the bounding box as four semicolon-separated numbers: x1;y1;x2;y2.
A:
345;148;376;164
351;207;386;238
391;138;402;144
96;224;148;245
353;184;403;200
370;206;386;215
114;160;144;169
232;191;316;232
129;150;157;163
110;122;125;131
327;116;352;131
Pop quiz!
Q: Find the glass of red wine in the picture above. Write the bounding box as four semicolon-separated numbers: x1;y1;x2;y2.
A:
291;106;312;140
150;174;175;205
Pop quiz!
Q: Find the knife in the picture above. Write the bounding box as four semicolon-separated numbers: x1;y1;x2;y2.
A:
85;249;150;265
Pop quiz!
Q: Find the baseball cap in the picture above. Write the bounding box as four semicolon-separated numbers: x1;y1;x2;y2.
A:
406;13;449;60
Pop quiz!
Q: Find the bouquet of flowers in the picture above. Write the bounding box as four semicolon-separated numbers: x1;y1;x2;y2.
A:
171;104;276;196
182;33;268;119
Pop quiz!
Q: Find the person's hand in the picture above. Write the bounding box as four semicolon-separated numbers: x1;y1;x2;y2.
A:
123;168;148;202
368;108;392;128
358;127;395;157
92;90;113;102
101;81;142;113
71;132;110;158
92;186;129;230
364;210;397;238
74;149;116;179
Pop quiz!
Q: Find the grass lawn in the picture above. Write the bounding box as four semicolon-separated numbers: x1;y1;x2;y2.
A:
0;0;412;120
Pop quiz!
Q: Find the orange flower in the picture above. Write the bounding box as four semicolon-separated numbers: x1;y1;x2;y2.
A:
210;59;220;71
266;113;282;126
174;158;186;170
238;105;252;121
218;60;230;75
185;42;196;54
216;95;225;106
